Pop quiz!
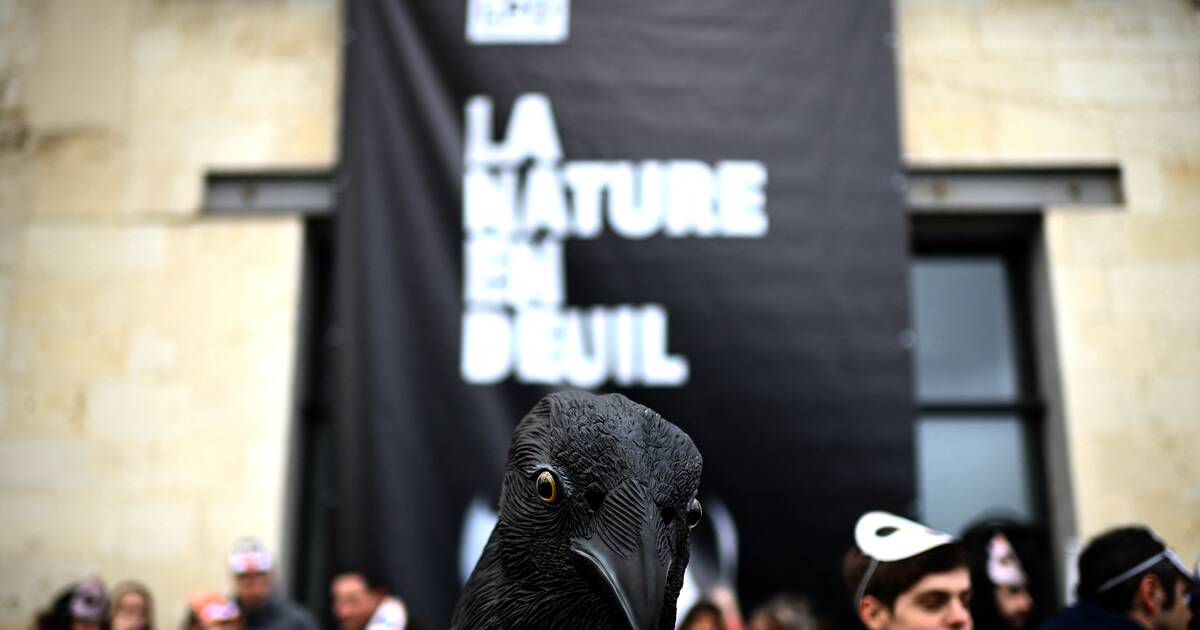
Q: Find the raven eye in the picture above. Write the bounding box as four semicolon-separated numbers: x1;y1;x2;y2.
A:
686;498;702;529
536;470;559;504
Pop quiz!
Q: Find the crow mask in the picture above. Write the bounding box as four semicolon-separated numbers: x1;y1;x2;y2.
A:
452;391;703;630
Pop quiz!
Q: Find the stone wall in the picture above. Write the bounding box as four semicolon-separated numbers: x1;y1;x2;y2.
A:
0;1;337;629
899;0;1200;565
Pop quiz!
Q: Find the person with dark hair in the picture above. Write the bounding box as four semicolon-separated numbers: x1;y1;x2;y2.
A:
226;538;317;630
110;582;153;630
36;578;110;630
330;570;411;630
680;601;727;630
1038;525;1195;630
961;520;1035;629
843;511;973;630
1189;558;1199;630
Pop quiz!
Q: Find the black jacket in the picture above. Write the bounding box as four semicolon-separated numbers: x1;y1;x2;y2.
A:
239;594;319;630
1037;604;1145;630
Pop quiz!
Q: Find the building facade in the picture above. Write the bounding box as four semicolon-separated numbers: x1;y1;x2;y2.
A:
1;1;1197;629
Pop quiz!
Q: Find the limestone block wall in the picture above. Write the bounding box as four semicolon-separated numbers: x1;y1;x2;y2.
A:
899;0;1200;565
0;1;337;629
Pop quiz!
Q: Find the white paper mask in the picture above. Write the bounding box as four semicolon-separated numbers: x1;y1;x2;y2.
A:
986;532;1027;587
853;511;955;606
855;511;954;562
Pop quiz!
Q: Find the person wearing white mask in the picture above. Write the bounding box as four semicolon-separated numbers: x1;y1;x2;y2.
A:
961;519;1038;629
1039;525;1195;630
843;511;973;630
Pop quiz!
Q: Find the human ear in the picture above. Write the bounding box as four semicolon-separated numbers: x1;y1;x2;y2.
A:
1135;574;1165;616
858;596;891;630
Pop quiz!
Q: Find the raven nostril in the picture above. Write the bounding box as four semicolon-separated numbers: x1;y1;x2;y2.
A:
585;489;606;512
661;506;677;524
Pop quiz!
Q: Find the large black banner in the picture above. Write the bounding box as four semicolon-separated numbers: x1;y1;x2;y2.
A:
335;1;912;626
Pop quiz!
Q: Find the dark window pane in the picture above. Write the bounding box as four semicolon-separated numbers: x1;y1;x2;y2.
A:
916;415;1035;534
911;258;1018;402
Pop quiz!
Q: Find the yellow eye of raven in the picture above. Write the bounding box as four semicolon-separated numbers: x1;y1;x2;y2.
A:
686;498;702;529
536;470;559;504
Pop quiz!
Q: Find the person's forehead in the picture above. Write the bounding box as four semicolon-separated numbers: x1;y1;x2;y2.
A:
905;567;971;594
332;574;369;593
236;571;269;580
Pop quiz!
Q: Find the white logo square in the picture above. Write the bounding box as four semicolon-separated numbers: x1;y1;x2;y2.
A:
466;0;570;45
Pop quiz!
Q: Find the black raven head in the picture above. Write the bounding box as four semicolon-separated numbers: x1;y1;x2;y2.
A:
454;390;703;630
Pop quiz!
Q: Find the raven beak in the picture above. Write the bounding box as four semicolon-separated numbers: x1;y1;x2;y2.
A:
570;510;667;630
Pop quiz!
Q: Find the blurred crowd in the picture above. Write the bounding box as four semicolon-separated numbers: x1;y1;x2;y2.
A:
31;516;1198;630
31;539;416;630
677;515;1198;630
